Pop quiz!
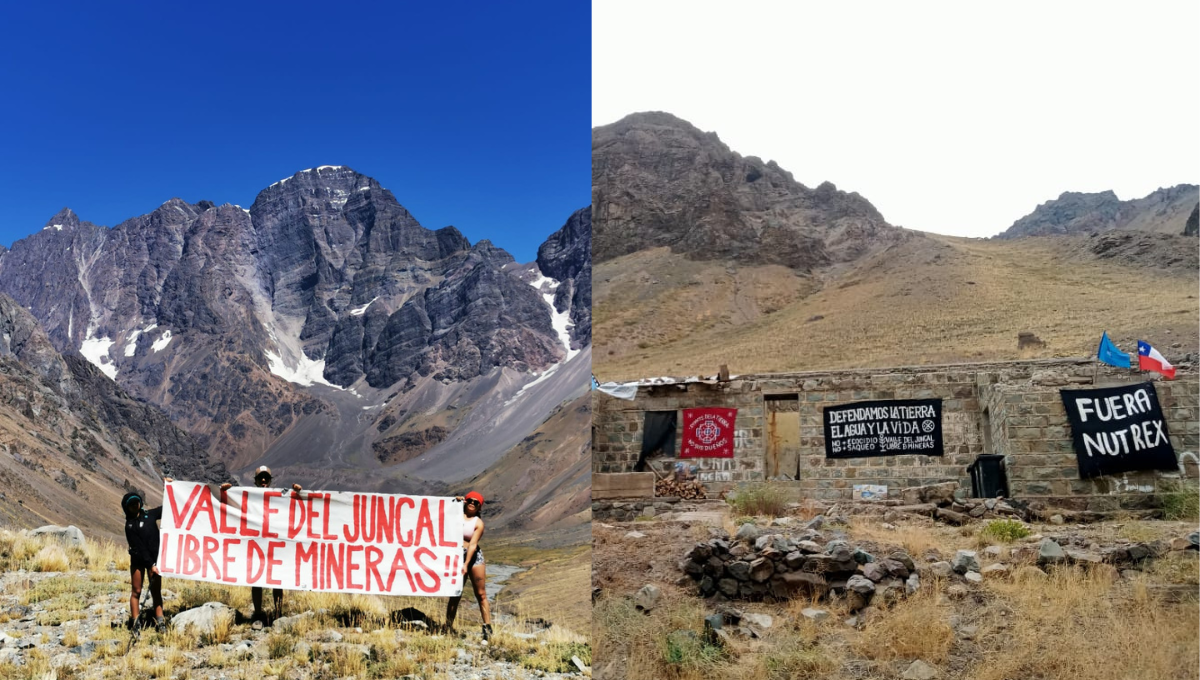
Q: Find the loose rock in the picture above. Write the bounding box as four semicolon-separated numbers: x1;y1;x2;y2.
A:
1038;539;1066;566
902;659;940;680
634;585;661;612
952;550;980;574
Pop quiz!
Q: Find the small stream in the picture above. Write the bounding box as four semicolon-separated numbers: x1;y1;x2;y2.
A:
483;563;524;601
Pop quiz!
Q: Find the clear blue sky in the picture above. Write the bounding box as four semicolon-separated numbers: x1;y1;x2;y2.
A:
0;1;589;262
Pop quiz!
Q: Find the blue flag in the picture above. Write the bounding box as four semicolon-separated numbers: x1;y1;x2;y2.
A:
1097;332;1132;368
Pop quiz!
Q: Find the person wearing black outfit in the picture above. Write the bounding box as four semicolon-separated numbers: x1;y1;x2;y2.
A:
221;465;301;628
122;483;170;632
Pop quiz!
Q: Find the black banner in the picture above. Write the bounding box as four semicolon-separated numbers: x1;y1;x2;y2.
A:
1061;382;1177;479
823;399;943;458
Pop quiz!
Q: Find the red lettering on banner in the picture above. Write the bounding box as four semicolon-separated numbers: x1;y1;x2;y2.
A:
377;498;395;543
394;497;414;546
321;494;337;540
412;547;440;593
346;545;364;590
174;534;183;574
182;535;201;575
385;548;416;592
186;487;217;533
360;494;379;542
238;491;260;537
262;491;282;538
306;496;322;540
201;536;220;579
343;496;361;542
221;539;240;583
167;484;201;528
266;541;285;586
325;542;345;590
415;499;435;547
219;494;238;535
437;500;456;546
365;546;385;592
158;531;171;573
288;496;306;539
296;542;318;587
247;542;265;584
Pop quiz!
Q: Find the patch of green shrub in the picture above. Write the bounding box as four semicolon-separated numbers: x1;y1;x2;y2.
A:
725;483;789;517
979;519;1031;542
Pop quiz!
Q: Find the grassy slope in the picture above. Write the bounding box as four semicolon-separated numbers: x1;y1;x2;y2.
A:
594;234;1198;381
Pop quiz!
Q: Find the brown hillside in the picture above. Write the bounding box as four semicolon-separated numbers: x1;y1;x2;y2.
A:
594;233;1198;381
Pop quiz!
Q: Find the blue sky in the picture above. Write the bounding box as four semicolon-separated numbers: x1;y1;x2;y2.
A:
0;1;589;262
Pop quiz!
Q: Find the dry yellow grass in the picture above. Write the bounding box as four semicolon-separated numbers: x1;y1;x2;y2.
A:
31;545;69;572
849;518;945;558
970;565;1199;679
852;586;955;662
595;236;1198;379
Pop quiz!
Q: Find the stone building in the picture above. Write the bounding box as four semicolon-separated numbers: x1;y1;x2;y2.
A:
592;358;1199;510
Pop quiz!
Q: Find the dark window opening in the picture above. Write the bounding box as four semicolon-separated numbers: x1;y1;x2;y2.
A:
635;410;677;472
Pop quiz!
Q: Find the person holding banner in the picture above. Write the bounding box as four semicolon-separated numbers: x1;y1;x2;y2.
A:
221;465;302;627
444;491;493;642
122;480;173;633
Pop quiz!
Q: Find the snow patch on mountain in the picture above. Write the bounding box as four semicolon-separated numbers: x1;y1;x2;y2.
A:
264;349;338;388
80;334;117;380
124;329;143;357
528;272;577;362
349;297;378;316
151;329;173;353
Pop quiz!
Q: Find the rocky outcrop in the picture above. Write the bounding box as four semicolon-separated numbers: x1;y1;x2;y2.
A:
592;112;904;270
372;426;450;464
536;207;592;347
1185;203;1198;236
997;185;1199;239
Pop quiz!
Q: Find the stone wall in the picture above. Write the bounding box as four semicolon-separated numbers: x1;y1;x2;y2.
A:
593;381;766;485
984;375;1200;511
593;358;1199;507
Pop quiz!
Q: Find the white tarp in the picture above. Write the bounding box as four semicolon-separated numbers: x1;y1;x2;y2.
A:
597;382;639;400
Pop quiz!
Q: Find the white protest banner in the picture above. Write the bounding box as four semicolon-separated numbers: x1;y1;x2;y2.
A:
156;481;463;597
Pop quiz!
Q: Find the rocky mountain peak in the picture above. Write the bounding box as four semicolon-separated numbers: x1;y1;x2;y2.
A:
41;207;82;232
999;184;1200;239
593;112;898;270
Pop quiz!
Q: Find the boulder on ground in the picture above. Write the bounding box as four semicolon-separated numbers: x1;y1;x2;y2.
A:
902;659;940;680
634;585;661;612
952;550;980;574
29;525;85;548
172;602;234;635
1038;539;1066;566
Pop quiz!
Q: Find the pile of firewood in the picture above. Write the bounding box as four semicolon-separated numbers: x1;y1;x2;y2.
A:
655;477;708;500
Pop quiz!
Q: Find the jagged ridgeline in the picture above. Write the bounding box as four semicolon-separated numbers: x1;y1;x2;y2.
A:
0;166;591;537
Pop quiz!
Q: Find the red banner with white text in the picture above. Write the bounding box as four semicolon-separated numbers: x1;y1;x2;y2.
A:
680;407;738;458
156;482;463;596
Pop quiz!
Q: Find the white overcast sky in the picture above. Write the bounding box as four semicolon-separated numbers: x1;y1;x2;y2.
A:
593;0;1200;237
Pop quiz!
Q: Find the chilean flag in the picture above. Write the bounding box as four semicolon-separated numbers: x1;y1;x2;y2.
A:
1138;341;1176;379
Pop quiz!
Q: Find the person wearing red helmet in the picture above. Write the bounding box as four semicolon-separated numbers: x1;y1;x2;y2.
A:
444;490;492;642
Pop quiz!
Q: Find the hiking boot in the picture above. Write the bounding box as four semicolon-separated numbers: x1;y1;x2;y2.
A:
481;623;493;643
155;616;167;633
